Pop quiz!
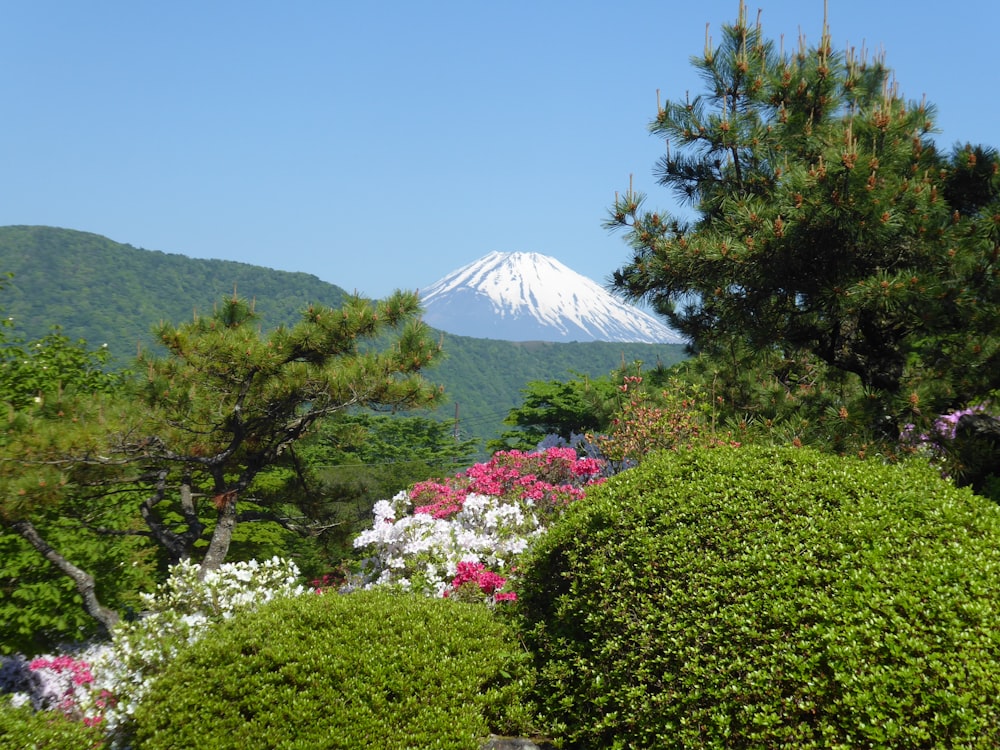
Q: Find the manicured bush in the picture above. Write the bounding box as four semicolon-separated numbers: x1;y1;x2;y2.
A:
517;445;1000;748
0;698;105;750
133;589;533;750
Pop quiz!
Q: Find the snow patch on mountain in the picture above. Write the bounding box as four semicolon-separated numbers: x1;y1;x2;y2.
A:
419;251;683;344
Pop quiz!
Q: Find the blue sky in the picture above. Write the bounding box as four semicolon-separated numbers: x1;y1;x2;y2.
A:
1;1;996;300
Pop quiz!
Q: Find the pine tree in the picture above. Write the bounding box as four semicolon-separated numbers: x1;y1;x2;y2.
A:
608;2;1000;432
2;290;443;631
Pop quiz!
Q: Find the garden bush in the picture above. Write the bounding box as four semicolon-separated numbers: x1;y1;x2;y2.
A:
0;698;105;750
517;445;1000;748
133;588;533;749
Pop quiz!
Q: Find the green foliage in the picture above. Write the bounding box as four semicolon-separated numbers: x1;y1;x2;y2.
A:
0;380;166;640
663;348;895;456
0;321;130;509
609;8;1000;429
134;289;444;496
0;320;157;653
133;589;534;750
518;445;1000;748
304;412;480;472
420;335;688;446
592;369;730;466
0;699;106;750
491;373;619;452
0;511;156;655
493;361;736;463
0;329;126;411
90;557;307;745
2;289;443;633
290;413;481;565
239;413;483;576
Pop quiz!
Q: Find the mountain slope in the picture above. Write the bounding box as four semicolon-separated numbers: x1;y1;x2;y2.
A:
420;251;682;343
0;225;348;354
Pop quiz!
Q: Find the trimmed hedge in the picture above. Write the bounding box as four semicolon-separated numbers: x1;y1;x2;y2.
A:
0;699;105;750
134;589;532;750
518;446;1000;749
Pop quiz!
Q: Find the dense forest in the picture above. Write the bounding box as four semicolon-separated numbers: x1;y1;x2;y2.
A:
0;225;686;445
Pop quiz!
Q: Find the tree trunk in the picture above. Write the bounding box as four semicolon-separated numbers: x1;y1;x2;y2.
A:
198;496;237;577
140;470;202;565
177;475;203;550
9;519;120;634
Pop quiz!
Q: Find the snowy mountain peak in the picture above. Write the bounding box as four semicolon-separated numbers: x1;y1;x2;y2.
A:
419;251;682;344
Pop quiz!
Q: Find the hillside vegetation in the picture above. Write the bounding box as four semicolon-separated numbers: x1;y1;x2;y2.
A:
0;225;686;444
0;225;349;355
431;335;686;444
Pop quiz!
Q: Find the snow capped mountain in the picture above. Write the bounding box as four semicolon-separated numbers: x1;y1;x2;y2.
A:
419;251;683;344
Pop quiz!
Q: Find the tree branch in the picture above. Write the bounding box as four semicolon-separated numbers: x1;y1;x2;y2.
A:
139;469;200;564
8;519;120;634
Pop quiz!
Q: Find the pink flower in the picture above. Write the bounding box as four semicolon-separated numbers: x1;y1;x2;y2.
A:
413;478;470;519
27;655;100;723
408;448;605;522
446;561;517;602
29;655;94;685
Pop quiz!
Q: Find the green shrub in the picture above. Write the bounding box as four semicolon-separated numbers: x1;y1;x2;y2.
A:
517;445;1000;749
133;589;533;750
0;699;105;750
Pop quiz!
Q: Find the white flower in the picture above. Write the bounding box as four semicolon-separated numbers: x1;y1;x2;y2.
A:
9;692;30;708
354;489;547;599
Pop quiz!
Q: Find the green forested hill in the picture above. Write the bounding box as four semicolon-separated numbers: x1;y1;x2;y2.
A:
0;225;349;355
436;335;687;444
0;226;687;444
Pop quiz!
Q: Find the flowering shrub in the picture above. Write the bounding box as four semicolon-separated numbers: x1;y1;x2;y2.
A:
310;568;349;594
354;448;604;601
88;556;305;742
447;561;517;603
3;651;113;735
24;656;96;718
901;404;989;451
354;491;539;600
5;557;306;746
900;404;999;492
535;431;606;463
411;447;603;521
